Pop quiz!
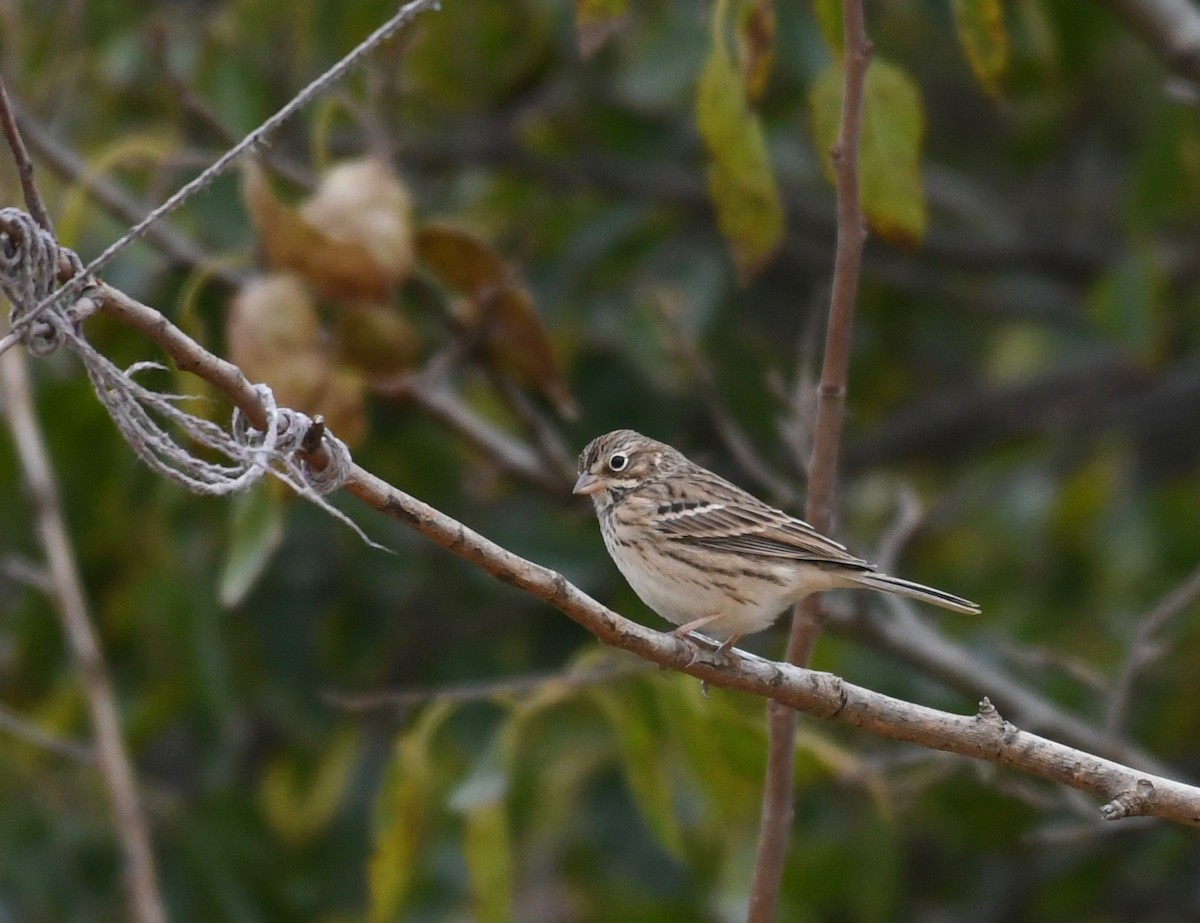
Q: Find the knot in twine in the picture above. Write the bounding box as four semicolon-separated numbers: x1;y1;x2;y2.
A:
0;209;371;544
0;208;82;356
231;389;353;496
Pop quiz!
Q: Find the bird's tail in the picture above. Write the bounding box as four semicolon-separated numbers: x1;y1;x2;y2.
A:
849;572;981;615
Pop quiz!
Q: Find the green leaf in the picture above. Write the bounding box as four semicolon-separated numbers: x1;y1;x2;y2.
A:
809;58;927;245
952;0;1009;99
696;0;785;282
574;0;630;59
591;682;685;858
218;484;284;608
450;735;512;923
368;702;455;923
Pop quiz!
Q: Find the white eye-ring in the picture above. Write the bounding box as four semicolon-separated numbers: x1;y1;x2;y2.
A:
608;452;628;472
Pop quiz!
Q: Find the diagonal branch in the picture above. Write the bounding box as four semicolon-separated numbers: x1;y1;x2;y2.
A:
5;231;1200;827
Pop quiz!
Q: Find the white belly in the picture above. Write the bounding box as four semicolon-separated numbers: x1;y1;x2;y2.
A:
602;527;843;640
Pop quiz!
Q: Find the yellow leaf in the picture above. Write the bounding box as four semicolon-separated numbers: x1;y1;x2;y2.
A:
450;739;513;923
368;702;455;923
809;58;927;245
574;0;630;58
952;0;1009;99
696;0;785;282
259;728;360;847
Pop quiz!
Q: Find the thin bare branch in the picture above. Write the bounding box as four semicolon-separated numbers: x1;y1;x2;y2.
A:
0;703;94;764
657;294;802;507
1106;562;1200;734
0;345;165;923
1098;0;1200;80
0;78;54;234
324;657;650;713
750;2;872;918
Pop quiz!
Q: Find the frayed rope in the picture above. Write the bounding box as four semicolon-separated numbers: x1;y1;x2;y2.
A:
0;207;382;550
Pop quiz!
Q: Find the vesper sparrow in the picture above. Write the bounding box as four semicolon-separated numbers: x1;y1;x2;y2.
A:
574;429;979;655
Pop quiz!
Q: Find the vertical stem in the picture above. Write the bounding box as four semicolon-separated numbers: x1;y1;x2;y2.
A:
0;76;165;922
746;2;871;920
0;345;167;923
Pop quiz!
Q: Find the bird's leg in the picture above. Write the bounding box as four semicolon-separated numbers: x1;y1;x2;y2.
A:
714;633;742;658
670;614;722;667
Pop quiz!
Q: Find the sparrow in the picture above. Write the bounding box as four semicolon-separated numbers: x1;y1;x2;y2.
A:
574;429;979;656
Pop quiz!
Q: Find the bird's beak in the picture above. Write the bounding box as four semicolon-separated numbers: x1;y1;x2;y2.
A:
572;472;603;495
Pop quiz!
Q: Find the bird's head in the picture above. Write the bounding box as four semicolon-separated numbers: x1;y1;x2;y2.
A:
574;429;681;509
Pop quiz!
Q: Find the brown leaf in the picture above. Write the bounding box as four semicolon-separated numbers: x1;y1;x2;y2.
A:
336;301;420;378
243;160;413;301
226;273;369;447
416;223;577;418
736;0;775;104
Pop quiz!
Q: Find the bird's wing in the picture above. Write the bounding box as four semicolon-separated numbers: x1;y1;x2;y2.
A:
648;495;873;569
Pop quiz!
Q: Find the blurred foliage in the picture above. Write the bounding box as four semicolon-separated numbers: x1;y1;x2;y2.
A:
1;0;1200;921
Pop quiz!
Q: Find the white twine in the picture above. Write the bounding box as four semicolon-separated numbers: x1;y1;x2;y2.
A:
0;208;380;549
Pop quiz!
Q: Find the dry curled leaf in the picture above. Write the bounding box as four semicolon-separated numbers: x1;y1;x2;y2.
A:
243;159;413;301
227;273;368;446
415;223;578;419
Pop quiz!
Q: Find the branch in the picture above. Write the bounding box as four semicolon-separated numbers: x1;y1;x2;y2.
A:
0;345;165;923
5;232;1200;828
0;80;165;923
344;466;1200;827
1106;562;1200;734
1098;0;1200;81
323;656;649;713
0;702;94;764
751;2;871;918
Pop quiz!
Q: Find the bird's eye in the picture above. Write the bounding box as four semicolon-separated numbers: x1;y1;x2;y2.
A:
608;452;628;472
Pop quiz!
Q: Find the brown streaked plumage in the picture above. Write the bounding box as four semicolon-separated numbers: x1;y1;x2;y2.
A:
574;429;979;656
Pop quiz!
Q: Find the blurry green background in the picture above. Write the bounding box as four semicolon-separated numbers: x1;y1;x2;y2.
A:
2;0;1200;920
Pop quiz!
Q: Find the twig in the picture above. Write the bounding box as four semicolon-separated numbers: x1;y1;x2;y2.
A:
482;368;577;486
1098;0;1200;80
829;596;1172;776
0;552;52;593
656;294;801;507
749;2;871;919
323;657;650;713
0;703;94;764
1106;562;1200;734
0;345;165;923
0;79;54;235
12;101;233;283
0;86;165;923
373;368;568;492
